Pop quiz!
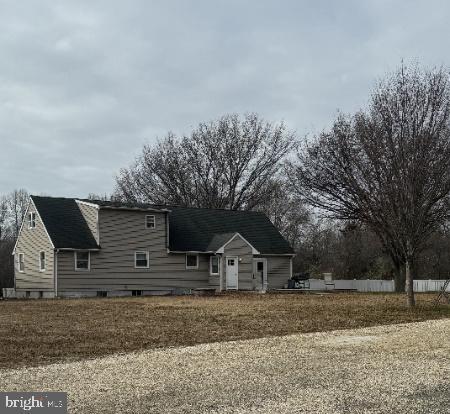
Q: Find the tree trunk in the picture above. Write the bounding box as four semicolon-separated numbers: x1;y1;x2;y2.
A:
393;261;406;293
405;258;415;307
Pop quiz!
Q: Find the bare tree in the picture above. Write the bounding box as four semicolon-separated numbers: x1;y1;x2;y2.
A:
293;218;340;276
255;180;310;249
0;239;14;290
115;113;296;210
7;189;29;238
0;196;8;241
293;218;395;280
87;193;113;201
0;189;29;291
288;64;450;307
0;195;12;291
416;222;450;279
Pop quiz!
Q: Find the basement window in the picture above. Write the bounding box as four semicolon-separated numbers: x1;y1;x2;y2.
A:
75;251;90;271
145;215;156;229
186;254;199;270
28;212;36;229
135;251;149;268
97;291;107;298
210;256;220;275
132;290;143;296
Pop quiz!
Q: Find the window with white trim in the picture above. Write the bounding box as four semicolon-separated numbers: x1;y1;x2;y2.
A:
28;212;36;229
75;251;90;271
186;254;198;269
18;253;25;272
210;256;220;275
135;251;149;268
145;215;156;229
39;251;46;272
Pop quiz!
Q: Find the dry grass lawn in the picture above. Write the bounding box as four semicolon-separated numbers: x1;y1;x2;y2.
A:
0;292;449;369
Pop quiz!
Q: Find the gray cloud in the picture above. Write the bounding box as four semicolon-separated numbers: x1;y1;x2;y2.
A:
1;0;449;197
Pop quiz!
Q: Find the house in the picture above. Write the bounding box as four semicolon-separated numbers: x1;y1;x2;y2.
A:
13;196;294;298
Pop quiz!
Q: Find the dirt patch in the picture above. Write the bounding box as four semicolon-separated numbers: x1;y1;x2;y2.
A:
0;292;448;369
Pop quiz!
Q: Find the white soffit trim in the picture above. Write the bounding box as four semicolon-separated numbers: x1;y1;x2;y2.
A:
216;232;260;255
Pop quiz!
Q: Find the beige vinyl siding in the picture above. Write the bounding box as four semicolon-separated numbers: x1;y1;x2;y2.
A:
77;202;99;244
57;209;210;292
15;202;54;292
221;235;253;290
261;256;292;289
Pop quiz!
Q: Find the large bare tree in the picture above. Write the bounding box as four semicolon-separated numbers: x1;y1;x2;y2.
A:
288;65;450;307
115;113;296;210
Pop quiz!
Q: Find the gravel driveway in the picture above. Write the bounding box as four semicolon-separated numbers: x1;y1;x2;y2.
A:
1;319;449;413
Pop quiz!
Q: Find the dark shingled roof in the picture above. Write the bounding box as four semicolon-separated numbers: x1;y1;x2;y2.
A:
31;196;99;250
31;196;294;254
166;206;294;254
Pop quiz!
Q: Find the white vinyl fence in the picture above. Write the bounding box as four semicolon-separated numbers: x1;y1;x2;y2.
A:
413;279;450;293
307;279;449;292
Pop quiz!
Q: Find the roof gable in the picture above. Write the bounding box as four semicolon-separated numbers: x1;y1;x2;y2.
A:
13;198;55;255
215;233;260;255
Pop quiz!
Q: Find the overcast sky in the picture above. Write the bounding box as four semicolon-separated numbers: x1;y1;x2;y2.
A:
1;0;449;197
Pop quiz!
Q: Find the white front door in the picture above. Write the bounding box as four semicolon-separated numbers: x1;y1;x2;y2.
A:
226;256;239;290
